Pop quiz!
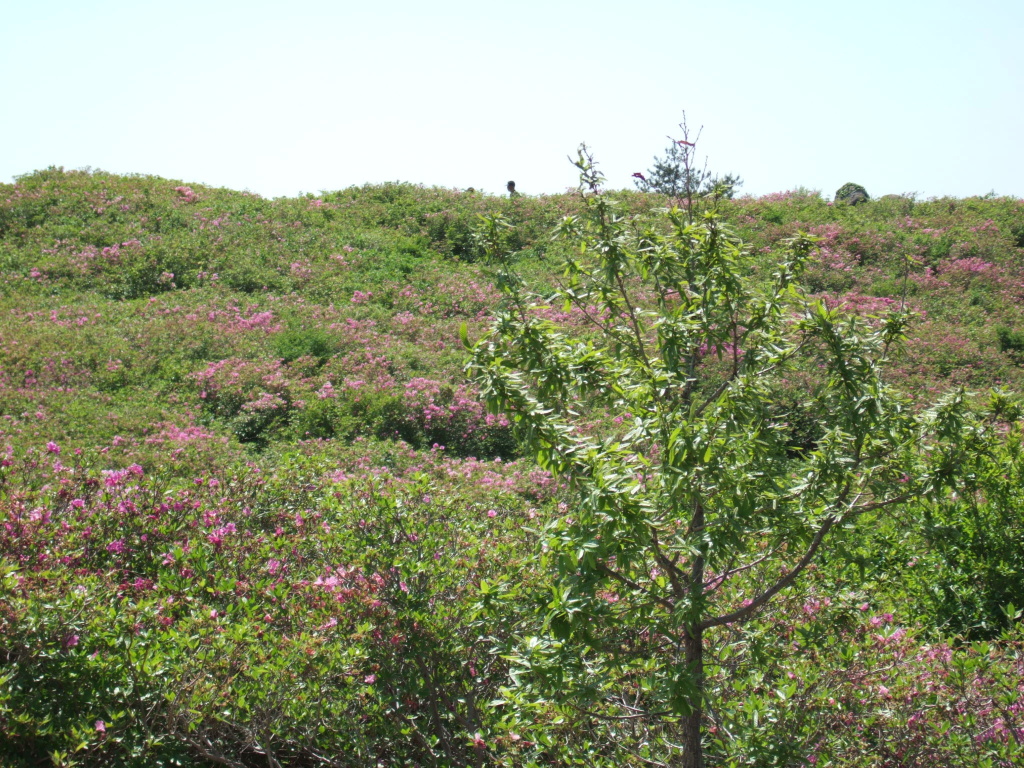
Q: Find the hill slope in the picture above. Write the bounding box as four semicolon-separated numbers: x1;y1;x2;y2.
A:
1;169;1023;767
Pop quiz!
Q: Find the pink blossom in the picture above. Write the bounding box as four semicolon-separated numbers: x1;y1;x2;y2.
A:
174;186;198;203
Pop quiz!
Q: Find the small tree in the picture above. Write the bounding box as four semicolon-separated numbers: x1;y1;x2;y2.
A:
634;117;742;201
468;149;995;766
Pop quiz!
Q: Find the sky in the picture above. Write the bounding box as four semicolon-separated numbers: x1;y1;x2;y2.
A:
4;0;1022;200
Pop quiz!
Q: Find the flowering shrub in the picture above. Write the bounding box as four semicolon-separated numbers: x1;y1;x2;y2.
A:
0;446;550;767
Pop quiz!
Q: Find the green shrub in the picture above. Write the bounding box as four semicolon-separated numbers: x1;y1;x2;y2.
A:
996;325;1024;359
899;428;1024;637
271;328;335;364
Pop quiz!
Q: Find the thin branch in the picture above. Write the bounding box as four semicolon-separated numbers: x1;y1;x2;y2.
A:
181;735;248;768
845;492;913;516
702;551;740;593
614;271;653;371
687;500;706;603
701;514;836;630
553;274;645;366
650;528;686;602
570;701;671;721
596;562;675;612
705;543;788;593
701;489;913;630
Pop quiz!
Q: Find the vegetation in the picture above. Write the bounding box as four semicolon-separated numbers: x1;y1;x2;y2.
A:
1;156;1023;766
632;119;742;200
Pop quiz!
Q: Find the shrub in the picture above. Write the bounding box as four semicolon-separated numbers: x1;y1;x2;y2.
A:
271;328;335;364
996;325;1024;360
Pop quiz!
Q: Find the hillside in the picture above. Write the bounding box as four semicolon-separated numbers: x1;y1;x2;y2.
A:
2;167;1023;767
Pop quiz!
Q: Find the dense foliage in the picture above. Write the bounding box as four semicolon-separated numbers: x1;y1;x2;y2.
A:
1;164;1023;766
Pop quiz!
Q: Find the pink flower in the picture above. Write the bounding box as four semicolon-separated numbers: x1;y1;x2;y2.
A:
364;674;376;684
174;186;198;203
94;720;106;733
46;441;60;454
487;509;497;518
64;634;80;648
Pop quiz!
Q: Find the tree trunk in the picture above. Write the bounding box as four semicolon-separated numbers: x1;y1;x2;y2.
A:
681;625;704;768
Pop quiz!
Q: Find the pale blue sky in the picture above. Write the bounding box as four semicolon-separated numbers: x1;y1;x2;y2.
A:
4;0;1021;199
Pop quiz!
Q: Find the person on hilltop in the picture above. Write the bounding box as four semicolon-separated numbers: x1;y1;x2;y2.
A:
506;180;521;198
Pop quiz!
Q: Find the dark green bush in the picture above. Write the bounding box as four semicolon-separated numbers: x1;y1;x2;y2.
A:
271;328;335;364
996;325;1024;359
219;263;287;294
